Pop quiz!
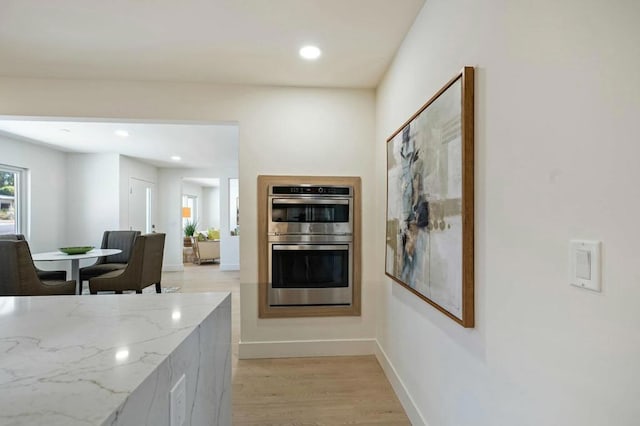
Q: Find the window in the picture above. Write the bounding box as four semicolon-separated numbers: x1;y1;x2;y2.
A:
0;165;24;235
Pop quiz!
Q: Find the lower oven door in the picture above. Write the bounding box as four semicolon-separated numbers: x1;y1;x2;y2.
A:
268;243;352;307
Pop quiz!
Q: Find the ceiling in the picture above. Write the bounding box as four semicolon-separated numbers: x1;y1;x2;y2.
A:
183;178;221;188
0;119;238;169
0;1;425;171
0;0;425;88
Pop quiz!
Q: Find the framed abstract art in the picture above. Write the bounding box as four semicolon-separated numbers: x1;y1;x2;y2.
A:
385;66;475;327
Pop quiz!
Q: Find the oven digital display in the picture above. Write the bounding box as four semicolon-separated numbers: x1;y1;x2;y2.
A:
271;186;351;195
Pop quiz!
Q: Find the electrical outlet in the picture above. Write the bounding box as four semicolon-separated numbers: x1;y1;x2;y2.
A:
170;374;186;426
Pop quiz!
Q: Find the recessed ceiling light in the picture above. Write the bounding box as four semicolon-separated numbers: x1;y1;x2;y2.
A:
114;130;129;138
299;45;321;60
171;155;181;161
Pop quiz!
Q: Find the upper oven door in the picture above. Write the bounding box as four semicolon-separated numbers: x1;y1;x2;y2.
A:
268;197;352;236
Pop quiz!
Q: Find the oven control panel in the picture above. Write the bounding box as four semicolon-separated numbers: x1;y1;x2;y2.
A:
270;185;351;196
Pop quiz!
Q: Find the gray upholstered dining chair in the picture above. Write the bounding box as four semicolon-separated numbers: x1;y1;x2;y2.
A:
0;234;67;281
80;230;141;283
89;233;165;294
0;240;75;296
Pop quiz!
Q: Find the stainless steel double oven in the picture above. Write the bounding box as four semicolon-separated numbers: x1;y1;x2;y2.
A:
267;184;353;307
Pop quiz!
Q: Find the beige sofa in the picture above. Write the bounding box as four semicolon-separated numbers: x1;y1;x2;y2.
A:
191;238;220;264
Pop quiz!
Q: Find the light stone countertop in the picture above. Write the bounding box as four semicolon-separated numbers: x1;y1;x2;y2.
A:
0;292;231;425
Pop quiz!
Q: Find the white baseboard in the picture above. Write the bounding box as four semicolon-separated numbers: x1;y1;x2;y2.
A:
375;341;428;426
220;263;240;271
162;264;184;272
238;338;376;359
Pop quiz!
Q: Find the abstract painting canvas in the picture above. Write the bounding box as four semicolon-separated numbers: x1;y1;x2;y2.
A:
385;67;475;327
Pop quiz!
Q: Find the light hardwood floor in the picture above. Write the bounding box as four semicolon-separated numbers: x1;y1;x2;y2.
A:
162;263;410;425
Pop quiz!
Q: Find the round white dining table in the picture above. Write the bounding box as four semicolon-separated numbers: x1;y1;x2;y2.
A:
32;249;122;295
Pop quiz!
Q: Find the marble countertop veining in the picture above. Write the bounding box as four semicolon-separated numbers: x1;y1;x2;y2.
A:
0;292;231;425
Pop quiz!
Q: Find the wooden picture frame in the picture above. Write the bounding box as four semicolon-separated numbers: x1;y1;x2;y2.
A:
385;66;474;327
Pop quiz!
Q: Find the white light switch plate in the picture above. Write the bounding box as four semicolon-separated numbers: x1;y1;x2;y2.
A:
569;240;601;292
170;374;186;426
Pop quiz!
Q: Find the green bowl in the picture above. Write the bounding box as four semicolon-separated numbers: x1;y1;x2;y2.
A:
59;246;94;255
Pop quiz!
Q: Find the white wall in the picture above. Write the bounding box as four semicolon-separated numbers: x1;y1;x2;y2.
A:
119;155;157;231
236;88;375;349
375;1;640;425
201;186;220;230
218;176;239;271
0;134;66;252
0;80;377;355
223;178;239;271
66;153;119;248
157;168;183;271
228;178;238;233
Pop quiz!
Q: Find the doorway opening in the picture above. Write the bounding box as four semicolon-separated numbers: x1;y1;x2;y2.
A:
129;177;155;234
0;114;241;371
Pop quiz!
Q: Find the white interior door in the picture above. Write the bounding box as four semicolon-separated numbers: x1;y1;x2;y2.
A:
129;178;155;233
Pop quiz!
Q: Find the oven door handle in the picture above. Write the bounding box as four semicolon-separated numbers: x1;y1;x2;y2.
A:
271;198;350;205
272;245;349;251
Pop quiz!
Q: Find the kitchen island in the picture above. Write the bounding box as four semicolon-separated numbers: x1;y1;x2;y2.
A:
0;292;231;425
